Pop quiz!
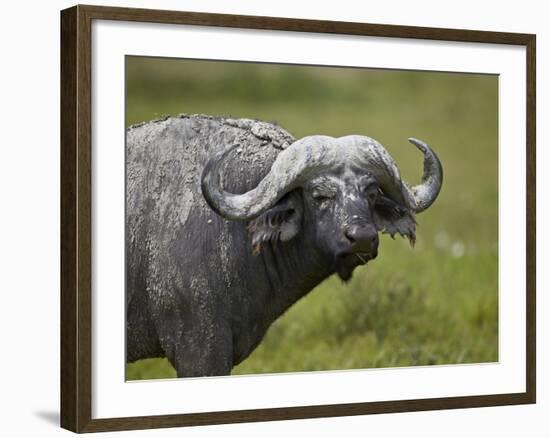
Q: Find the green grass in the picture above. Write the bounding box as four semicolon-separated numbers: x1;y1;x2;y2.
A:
125;57;498;380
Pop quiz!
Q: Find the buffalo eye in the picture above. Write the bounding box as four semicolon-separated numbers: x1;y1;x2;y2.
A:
312;191;335;205
362;183;379;204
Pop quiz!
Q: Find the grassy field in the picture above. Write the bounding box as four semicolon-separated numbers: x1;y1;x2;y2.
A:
125;57;498;380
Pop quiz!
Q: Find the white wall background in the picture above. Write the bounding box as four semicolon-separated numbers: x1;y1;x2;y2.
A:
0;0;545;436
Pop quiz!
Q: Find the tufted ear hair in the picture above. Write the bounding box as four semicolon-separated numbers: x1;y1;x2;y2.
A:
247;191;303;256
373;194;417;247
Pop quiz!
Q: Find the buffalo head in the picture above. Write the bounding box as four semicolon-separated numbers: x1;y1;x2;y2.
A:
201;135;442;281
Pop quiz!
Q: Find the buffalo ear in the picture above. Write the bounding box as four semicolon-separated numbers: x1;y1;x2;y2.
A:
374;195;417;246
247;191;303;255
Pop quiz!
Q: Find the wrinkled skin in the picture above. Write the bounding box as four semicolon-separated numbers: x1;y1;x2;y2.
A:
126;114;434;377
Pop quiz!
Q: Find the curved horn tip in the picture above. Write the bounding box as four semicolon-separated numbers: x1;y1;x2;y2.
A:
408;137;429;152
200;139;312;221
200;142;244;220
405;137;443;213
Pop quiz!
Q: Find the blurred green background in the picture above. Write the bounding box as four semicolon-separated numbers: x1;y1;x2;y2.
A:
125;57;498;380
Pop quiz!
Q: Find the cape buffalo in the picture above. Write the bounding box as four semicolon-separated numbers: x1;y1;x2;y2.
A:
126;114;443;377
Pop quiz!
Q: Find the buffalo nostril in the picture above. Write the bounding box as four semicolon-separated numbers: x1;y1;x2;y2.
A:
343;225;378;251
344;228;356;244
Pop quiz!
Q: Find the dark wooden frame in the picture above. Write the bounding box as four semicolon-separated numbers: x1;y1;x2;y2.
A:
60;4;536;433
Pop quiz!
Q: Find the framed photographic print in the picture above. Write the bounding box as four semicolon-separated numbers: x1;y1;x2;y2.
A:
60;4;536;433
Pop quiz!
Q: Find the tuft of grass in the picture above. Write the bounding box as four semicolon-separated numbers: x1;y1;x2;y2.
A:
125;57;498;380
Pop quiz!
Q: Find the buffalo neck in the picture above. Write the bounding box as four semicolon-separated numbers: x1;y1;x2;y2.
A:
258;236;333;320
